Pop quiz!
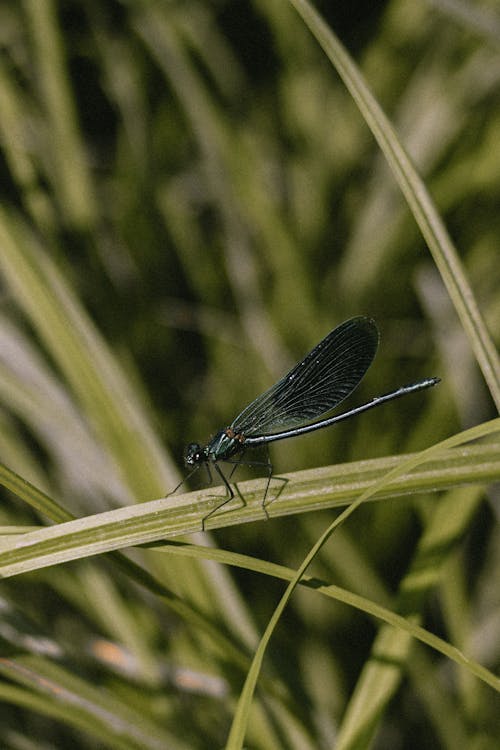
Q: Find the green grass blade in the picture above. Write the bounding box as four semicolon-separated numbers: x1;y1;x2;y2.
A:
288;0;500;409
224;418;500;748
147;539;500;693
0;656;185;750
0;461;257;675
0;461;72;524
0;207;176;499
0;423;498;576
22;0;96;228
334;484;485;749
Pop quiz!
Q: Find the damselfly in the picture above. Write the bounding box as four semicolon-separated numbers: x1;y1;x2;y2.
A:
183;316;439;524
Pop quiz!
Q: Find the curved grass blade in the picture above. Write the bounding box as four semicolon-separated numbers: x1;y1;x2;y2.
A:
1;427;499;574
288;0;500;410
224;418;500;749
146;537;500;693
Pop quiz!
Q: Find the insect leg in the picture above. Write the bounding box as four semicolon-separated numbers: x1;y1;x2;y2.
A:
222;447;274;518
164;466;200;497
201;462;235;530
205;462;213;486
228;449;246;480
261;446;273;517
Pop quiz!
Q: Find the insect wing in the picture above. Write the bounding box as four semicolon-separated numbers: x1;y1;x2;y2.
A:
231;316;379;436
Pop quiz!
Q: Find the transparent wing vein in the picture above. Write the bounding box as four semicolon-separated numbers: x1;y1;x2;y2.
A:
231;317;379;436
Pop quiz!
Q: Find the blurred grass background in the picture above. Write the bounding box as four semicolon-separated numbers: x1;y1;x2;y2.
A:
0;0;499;748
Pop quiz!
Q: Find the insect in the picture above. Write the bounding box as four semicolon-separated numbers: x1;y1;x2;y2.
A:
183;316;439;524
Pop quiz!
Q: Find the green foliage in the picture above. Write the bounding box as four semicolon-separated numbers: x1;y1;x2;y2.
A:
0;1;499;748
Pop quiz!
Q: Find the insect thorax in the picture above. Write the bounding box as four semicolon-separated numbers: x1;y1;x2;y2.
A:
207;428;244;461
